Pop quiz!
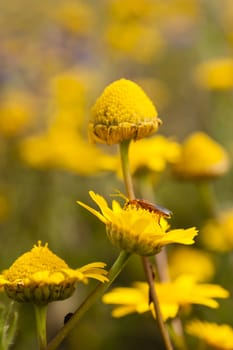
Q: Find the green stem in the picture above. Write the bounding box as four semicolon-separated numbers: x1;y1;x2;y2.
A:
34;304;48;350
119;140;135;199
46;250;131;350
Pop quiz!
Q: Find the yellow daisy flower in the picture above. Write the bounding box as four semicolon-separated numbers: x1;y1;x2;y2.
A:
201;209;233;252
126;135;181;176
89;79;162;145
0;241;108;305
168;247;215;282
186;320;233;350
20;128;116;175
102;275;229;321
102;282;178;321
172;132;230;179
77;191;198;256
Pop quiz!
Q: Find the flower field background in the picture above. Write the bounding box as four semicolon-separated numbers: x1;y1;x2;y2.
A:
0;1;233;349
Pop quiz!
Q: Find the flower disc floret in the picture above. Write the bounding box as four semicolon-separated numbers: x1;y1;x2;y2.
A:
89;79;162;144
77;191;198;256
0;242;108;305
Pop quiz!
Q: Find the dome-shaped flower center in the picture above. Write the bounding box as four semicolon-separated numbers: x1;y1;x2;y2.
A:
89;79;161;144
5;242;68;282
91;78;158;125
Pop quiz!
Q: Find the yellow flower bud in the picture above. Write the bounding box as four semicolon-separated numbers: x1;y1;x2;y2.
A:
89;79;162;144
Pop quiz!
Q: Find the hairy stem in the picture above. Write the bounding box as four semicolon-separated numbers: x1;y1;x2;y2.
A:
119;140;135;199
142;257;174;350
119;140;173;350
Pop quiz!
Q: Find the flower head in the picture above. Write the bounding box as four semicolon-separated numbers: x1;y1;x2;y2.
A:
20;129;116;175
121;135;181;177
102;275;229;320
168;247;215;282
186;320;233;350
0;242;108;305
77;191;198;256
102;282;178;321
172;132;230;180
201;209;233;252
89;79;162;145
194;57;233;90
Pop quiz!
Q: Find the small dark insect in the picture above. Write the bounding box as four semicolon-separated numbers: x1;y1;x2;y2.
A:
64;312;74;324
126;199;172;219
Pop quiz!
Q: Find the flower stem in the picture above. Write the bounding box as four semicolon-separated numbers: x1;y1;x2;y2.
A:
142;257;174;350
119;140;135;199
34;304;48;350
119;140;173;350
46;250;131;350
138;179;187;350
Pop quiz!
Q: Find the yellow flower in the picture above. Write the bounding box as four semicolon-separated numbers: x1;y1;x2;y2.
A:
49;68;100;131
0;241;108;305
125;135;181;176
168;247;215;282
194;58;233;90
103;275;229;320
77;191;198;256
89;79;162;145
201;209;233;252
186;320;233;350
50;71;87;110
103;282;179;321
20;128;116;175
172;132;230;179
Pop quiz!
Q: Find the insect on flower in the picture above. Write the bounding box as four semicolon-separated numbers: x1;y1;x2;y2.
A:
111;191;172;222
64;312;74;324
125;199;172;221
